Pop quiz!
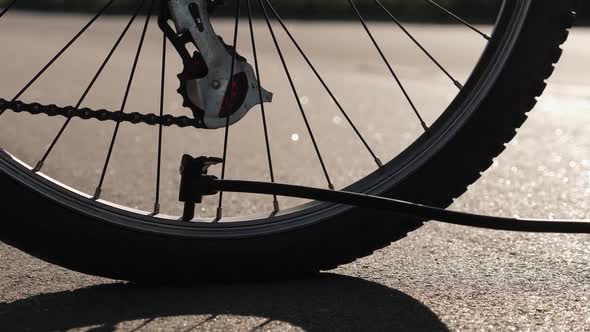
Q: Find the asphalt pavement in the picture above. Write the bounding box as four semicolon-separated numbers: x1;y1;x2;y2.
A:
0;13;589;331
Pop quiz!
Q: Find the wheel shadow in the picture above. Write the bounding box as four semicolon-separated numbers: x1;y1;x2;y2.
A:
0;274;448;331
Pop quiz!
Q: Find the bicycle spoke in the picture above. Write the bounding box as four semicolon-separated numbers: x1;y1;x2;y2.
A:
258;0;334;190
247;0;280;212
425;0;491;40
153;30;167;215
263;0;383;168
33;2;145;173
216;0;242;220
347;0;429;132
0;0;115;117
0;0;17;19
375;0;463;89
94;0;153;200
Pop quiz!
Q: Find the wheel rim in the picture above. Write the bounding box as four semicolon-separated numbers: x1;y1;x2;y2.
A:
0;0;528;236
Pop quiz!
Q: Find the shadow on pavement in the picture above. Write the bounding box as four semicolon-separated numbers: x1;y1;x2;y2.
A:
0;274;448;331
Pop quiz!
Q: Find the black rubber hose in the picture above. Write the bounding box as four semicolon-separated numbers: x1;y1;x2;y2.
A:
212;179;590;234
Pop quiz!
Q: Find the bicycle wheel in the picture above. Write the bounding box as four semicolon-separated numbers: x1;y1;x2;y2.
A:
0;0;577;281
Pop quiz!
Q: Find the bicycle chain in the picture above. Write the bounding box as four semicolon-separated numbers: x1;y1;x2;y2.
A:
0;98;205;128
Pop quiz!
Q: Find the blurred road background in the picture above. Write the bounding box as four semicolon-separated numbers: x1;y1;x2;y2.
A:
1;6;589;332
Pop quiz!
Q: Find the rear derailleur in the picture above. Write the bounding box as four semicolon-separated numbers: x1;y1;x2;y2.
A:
159;0;273;129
